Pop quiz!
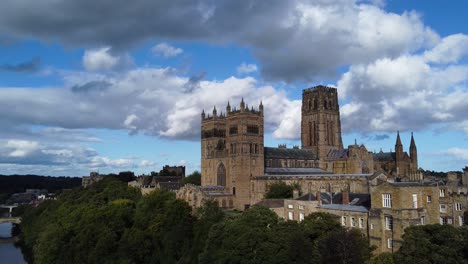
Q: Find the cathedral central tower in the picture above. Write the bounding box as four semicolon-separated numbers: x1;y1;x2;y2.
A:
301;85;343;158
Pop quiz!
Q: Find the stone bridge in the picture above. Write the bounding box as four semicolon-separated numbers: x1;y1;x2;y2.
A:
0;217;21;224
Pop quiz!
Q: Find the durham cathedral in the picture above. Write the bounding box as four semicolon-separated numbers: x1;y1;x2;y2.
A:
188;85;419;210
176;85;468;253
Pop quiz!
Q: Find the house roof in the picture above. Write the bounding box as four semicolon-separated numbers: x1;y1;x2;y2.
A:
373;151;396;162
327;149;349;160
264;147;317;160
320;204;369;213
264;167;330;175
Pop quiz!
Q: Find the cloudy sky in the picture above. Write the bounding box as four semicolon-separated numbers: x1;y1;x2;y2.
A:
0;0;467;176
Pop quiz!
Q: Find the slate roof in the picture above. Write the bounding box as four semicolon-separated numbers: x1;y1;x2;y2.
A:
254;199;285;208
327;149;349;160
373;151;396;162
296;192;370;208
264;147;317;160
320;204;369;213
264;167;330;175
390;181;438;187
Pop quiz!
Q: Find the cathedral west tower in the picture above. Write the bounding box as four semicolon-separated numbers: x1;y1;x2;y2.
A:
301;85;343;158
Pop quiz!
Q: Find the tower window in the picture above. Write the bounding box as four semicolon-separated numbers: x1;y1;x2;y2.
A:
247;125;259;134
229;126;238;135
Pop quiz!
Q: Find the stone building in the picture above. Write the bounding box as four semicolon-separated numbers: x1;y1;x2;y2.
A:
373;132;419;178
200;99;265;210
82;172;104;188
197;85;395;210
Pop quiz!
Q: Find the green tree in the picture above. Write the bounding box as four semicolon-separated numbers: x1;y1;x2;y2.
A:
319;228;374;264
394;224;468;264
183;171;201;185
264;181;294;199
369;253;395;264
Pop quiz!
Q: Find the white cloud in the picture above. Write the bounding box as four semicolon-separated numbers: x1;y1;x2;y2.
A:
83;47;121;71
446;148;468;161
0;1;441;82
151;43;183;57
337;34;468;134
237;63;258;74
90;156;134;168
5;140;40;157
139;160;156;167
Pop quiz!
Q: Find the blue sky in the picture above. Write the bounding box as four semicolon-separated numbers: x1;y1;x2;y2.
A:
0;0;467;176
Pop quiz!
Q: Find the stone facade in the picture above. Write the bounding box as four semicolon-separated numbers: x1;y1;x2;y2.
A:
373;132;419;178
82;172;104;188
301;86;343;158
200;99;264;210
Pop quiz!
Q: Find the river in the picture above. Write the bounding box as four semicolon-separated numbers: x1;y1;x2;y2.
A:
0;221;27;264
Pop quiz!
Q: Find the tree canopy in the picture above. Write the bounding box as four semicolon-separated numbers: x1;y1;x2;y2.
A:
18;178;375;264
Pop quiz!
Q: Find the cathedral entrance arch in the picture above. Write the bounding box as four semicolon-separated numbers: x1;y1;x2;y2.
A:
217;163;226;187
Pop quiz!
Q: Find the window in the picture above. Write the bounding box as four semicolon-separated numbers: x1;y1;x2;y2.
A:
299;212;305;222
288;204;294;209
370;223;374;230
382;194;392;208
412;194;418;208
427;195;432;203
342;216;347;226
455;202;462;211
229;126;238;135
440;217;447;225
246;125;259;134
385;216;393;230
448;218;453;224
299;205;304;210
387;239;393;249
288;211;294;220
351;217;356;227
439;189;446;197
440;204;447;213
359;218;364;228
420;216;425;225
459;216;464;226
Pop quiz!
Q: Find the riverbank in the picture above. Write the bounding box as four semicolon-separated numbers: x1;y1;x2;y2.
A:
0;223;26;263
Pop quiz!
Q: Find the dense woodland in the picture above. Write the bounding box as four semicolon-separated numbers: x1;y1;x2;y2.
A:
0;175;82;203
16;176;468;264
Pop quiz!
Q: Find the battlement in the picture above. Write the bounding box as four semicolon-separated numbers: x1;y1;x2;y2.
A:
303;85;337;94
201;99;263;121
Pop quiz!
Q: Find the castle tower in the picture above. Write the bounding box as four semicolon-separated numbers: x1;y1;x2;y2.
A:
201;100;264;210
409;132;418;171
301;85;343;158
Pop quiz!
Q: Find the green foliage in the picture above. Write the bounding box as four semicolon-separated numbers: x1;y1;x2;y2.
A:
183;171;201;185
319;228;374;264
394;224;468;264
369;253;395;264
19;179;375;264
465;211;468;226
265;181;294;199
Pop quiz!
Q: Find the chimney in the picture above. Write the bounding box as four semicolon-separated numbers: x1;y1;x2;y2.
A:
293;189;299;199
463;167;468;187
447;172;458;182
316;192;322;206
342;191;350;205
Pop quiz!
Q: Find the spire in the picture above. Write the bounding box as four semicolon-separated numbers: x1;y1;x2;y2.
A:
259;100;264;115
226;101;231;114
410;132;416;148
212;106;217;117
240;97;245;111
395;131;402;146
354;139;357;145
201;109;205;119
